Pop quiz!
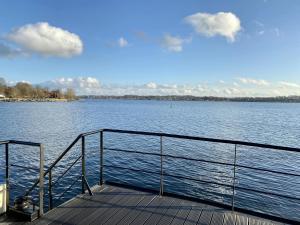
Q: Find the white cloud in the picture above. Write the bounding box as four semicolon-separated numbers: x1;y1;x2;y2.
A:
278;81;300;88
7;22;83;57
233;82;239;87
184;12;241;42
145;82;158;89
42;77;100;95
162;34;190;52
237;77;269;86
36;76;300;97
118;37;128;48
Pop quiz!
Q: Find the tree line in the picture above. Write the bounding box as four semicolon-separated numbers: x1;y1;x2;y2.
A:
0;77;76;100
81;94;300;102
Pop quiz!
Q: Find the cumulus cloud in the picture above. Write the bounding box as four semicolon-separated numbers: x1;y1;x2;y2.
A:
0;42;25;58
7;22;83;57
278;81;300;88
42;77;100;95
237;77;269;86
161;34;191;52
184;12;241;42
145;82;158;89
118;37;129;47
35;76;300;97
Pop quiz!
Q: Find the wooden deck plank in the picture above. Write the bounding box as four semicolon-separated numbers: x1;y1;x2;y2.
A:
197;206;214;225
170;200;193;225
236;213;249;225
115;194;157;225
30;185;113;225
223;212;236;225
183;203;205;225
89;190;146;225
75;187;139;225
47;186;125;225
129;195;165;225
60;186;122;225
102;193;150;225
143;197;175;225
156;198;184;225
210;209;226;225
25;184;295;225
249;216;263;225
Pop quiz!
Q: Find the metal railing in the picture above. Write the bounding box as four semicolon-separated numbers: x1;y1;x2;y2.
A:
0;140;44;216
21;128;300;223
102;129;300;207
25;130;101;210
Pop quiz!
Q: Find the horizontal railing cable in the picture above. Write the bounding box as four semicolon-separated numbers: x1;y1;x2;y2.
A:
236;164;300;177
235;185;300;201
103;129;300;153
105;147;299;177
105;147;234;167
52;155;82;188
10;163;40;171
56;175;81;203
104;164;161;175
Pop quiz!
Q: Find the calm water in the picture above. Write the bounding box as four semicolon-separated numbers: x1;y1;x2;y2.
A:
0;100;299;221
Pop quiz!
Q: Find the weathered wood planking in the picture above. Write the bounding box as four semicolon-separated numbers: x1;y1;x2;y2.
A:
26;184;288;225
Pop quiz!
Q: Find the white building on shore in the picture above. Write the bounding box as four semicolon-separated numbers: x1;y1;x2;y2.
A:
0;94;5;99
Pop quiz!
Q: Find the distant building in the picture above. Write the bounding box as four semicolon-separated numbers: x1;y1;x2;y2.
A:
0;94;5;98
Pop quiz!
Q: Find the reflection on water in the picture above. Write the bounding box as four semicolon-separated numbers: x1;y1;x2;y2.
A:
0;100;299;221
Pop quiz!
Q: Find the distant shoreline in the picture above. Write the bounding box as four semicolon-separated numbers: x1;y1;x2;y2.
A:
79;95;300;103
2;95;300;103
0;98;74;102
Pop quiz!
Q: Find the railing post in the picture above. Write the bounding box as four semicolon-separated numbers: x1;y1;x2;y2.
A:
232;144;237;211
39;144;44;216
159;136;164;196
81;136;85;194
5;143;9;210
48;169;53;210
100;131;104;186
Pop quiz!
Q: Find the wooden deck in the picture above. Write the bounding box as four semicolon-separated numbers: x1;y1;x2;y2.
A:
19;184;287;225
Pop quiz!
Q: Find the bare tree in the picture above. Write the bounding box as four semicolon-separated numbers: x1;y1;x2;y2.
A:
65;88;76;100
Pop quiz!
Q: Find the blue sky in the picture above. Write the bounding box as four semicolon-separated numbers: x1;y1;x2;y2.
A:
1;0;300;96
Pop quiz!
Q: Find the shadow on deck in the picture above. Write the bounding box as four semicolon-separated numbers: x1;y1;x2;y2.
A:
25;184;286;225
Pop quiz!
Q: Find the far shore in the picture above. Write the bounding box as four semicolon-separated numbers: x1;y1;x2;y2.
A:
2;95;300;103
79;95;300;103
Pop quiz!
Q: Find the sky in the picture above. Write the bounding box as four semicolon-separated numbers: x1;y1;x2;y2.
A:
1;0;300;96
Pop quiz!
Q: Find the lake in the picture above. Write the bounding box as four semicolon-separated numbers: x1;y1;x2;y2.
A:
0;100;299;221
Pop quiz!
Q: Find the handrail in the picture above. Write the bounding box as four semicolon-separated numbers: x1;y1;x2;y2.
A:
27;127;300;194
25;134;83;196
0;140;41;146
105;147;300;177
9;140;41;147
103;128;300;153
25;130;102;209
0;140;9;145
26;130;104;196
19;128;300;223
1;140;44;217
52;155;82;187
